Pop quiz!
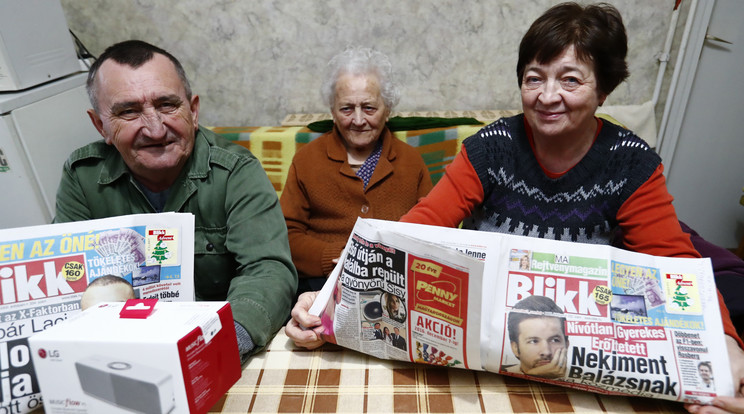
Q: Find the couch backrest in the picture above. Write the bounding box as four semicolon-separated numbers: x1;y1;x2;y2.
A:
211;113;627;197
211;124;484;197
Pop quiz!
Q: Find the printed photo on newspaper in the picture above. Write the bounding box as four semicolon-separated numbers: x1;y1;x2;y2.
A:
310;218;733;405
0;212;195;414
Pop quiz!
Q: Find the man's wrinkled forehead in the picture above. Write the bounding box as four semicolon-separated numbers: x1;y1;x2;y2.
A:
94;55;187;108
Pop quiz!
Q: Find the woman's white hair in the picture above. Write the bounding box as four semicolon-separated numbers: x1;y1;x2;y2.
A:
320;46;401;110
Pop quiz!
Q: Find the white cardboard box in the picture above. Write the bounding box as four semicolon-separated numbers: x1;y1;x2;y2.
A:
28;300;241;414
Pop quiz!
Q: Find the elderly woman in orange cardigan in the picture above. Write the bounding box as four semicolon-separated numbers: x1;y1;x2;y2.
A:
280;47;432;296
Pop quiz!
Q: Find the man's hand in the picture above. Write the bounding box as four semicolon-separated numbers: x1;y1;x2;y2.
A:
522;347;567;379
285;291;327;350
685;336;744;413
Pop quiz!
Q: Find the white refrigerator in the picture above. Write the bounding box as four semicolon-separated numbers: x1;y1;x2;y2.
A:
0;72;100;228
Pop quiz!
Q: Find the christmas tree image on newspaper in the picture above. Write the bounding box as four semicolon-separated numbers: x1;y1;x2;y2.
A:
145;228;179;266
664;273;701;315
150;239;170;264
671;285;691;309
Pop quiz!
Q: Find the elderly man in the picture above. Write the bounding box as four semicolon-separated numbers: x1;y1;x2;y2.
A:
54;40;297;360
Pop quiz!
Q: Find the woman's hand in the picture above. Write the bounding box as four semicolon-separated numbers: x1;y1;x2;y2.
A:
285;291;327;350
686;395;744;414
685;336;744;413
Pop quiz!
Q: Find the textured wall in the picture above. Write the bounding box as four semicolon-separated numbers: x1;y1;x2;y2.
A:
60;0;678;126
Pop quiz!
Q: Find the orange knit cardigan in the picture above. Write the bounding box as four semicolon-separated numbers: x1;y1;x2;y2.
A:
280;127;432;278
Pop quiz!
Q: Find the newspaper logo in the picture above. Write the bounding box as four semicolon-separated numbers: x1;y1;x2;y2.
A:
410;256;468;326
0;254;87;305
506;273;607;317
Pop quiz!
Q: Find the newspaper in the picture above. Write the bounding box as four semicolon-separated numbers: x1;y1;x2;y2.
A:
0;212;195;414
311;218;733;405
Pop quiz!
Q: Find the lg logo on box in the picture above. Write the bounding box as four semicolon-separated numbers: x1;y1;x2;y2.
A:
37;349;60;359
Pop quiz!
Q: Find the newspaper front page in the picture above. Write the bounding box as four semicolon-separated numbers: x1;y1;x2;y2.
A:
0;213;195;414
310;219;484;369
311;218;733;405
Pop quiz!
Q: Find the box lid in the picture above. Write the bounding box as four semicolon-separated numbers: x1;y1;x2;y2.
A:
30;301;228;343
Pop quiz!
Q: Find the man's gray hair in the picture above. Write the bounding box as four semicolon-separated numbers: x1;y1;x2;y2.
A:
86;40;192;112
320;46;401;110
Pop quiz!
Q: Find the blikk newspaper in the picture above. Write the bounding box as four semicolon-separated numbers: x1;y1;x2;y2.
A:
0;213;195;414
311;218;733;405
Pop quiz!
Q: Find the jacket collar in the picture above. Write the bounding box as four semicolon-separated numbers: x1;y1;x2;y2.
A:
98;146;130;185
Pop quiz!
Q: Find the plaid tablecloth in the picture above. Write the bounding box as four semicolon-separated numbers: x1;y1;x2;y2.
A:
208;328;686;414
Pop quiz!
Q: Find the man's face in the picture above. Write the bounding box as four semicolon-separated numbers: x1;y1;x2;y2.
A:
511;317;567;372
699;365;712;383
88;53;199;191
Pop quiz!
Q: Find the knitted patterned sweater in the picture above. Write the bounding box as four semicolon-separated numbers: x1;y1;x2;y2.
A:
465;114;657;243
402;114;698;256
401;114;742;344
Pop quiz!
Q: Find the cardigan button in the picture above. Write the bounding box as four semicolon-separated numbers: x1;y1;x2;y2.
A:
361;205;369;214
206;243;214;251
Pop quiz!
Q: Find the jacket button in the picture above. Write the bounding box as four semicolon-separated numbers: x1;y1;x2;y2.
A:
361;205;369;214
206;243;214;251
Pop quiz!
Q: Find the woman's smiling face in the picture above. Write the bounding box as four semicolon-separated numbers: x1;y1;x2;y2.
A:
521;45;606;143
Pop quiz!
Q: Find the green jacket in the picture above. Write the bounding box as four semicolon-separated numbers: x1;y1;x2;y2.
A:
54;126;298;353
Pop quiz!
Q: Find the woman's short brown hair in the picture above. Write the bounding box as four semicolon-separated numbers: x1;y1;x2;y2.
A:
516;2;629;96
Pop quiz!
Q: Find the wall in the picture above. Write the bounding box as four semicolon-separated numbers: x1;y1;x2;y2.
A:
60;0;679;127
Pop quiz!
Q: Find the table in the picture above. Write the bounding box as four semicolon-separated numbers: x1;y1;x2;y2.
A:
208;328;686;414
